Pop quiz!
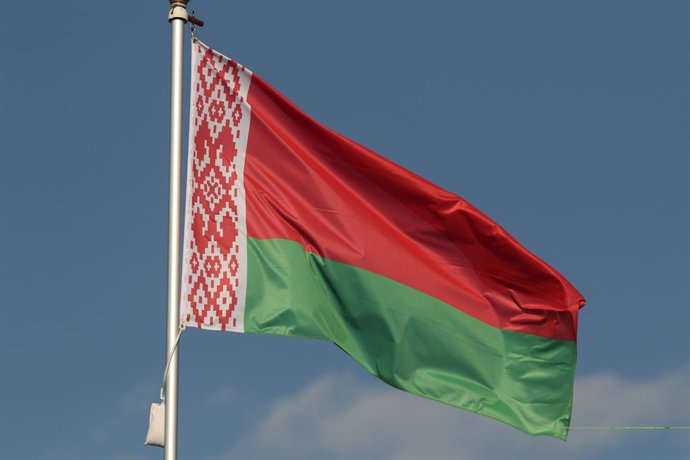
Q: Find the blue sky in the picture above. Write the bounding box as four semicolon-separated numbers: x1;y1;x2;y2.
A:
0;1;687;459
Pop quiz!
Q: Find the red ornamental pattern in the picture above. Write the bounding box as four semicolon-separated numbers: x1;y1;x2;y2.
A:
181;43;251;331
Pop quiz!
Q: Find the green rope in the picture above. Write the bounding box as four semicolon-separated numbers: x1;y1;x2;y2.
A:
568;425;690;430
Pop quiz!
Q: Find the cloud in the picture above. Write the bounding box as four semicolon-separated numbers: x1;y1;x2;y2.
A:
221;365;690;460
37;382;160;460
206;387;238;407
567;366;690;450
92;382;155;443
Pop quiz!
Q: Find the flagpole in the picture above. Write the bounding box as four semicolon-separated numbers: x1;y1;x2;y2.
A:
165;2;189;459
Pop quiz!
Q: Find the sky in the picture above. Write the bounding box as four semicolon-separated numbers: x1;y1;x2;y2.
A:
0;1;688;459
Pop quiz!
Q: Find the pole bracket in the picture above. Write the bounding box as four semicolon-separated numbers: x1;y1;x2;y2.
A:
188;14;204;27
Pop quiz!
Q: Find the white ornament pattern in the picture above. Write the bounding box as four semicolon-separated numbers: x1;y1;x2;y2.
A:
180;41;252;331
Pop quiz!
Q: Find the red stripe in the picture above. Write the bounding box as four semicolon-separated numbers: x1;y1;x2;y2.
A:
244;74;584;341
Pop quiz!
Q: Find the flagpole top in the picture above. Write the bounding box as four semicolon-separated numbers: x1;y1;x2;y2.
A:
168;1;190;23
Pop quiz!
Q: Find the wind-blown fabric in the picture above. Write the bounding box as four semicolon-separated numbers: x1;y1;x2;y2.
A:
180;40;585;439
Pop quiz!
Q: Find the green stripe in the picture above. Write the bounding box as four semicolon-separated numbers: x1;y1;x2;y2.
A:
245;238;576;439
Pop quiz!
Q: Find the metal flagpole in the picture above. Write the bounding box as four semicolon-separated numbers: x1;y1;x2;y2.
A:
165;1;189;459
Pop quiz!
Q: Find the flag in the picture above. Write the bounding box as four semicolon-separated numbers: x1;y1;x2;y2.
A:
180;40;585;439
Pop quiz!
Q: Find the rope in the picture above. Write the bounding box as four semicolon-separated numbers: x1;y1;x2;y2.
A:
568;425;690;430
160;324;186;401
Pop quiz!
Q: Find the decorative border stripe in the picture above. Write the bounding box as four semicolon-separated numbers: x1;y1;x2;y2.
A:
180;40;252;332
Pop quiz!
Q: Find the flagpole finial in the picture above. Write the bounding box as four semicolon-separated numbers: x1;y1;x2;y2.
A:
168;1;190;23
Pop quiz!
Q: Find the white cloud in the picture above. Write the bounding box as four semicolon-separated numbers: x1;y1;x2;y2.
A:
221;365;689;460
567;366;690;450
206;387;238;407
92;382;155;443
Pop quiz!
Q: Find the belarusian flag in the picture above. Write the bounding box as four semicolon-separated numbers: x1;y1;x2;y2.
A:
181;40;585;439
